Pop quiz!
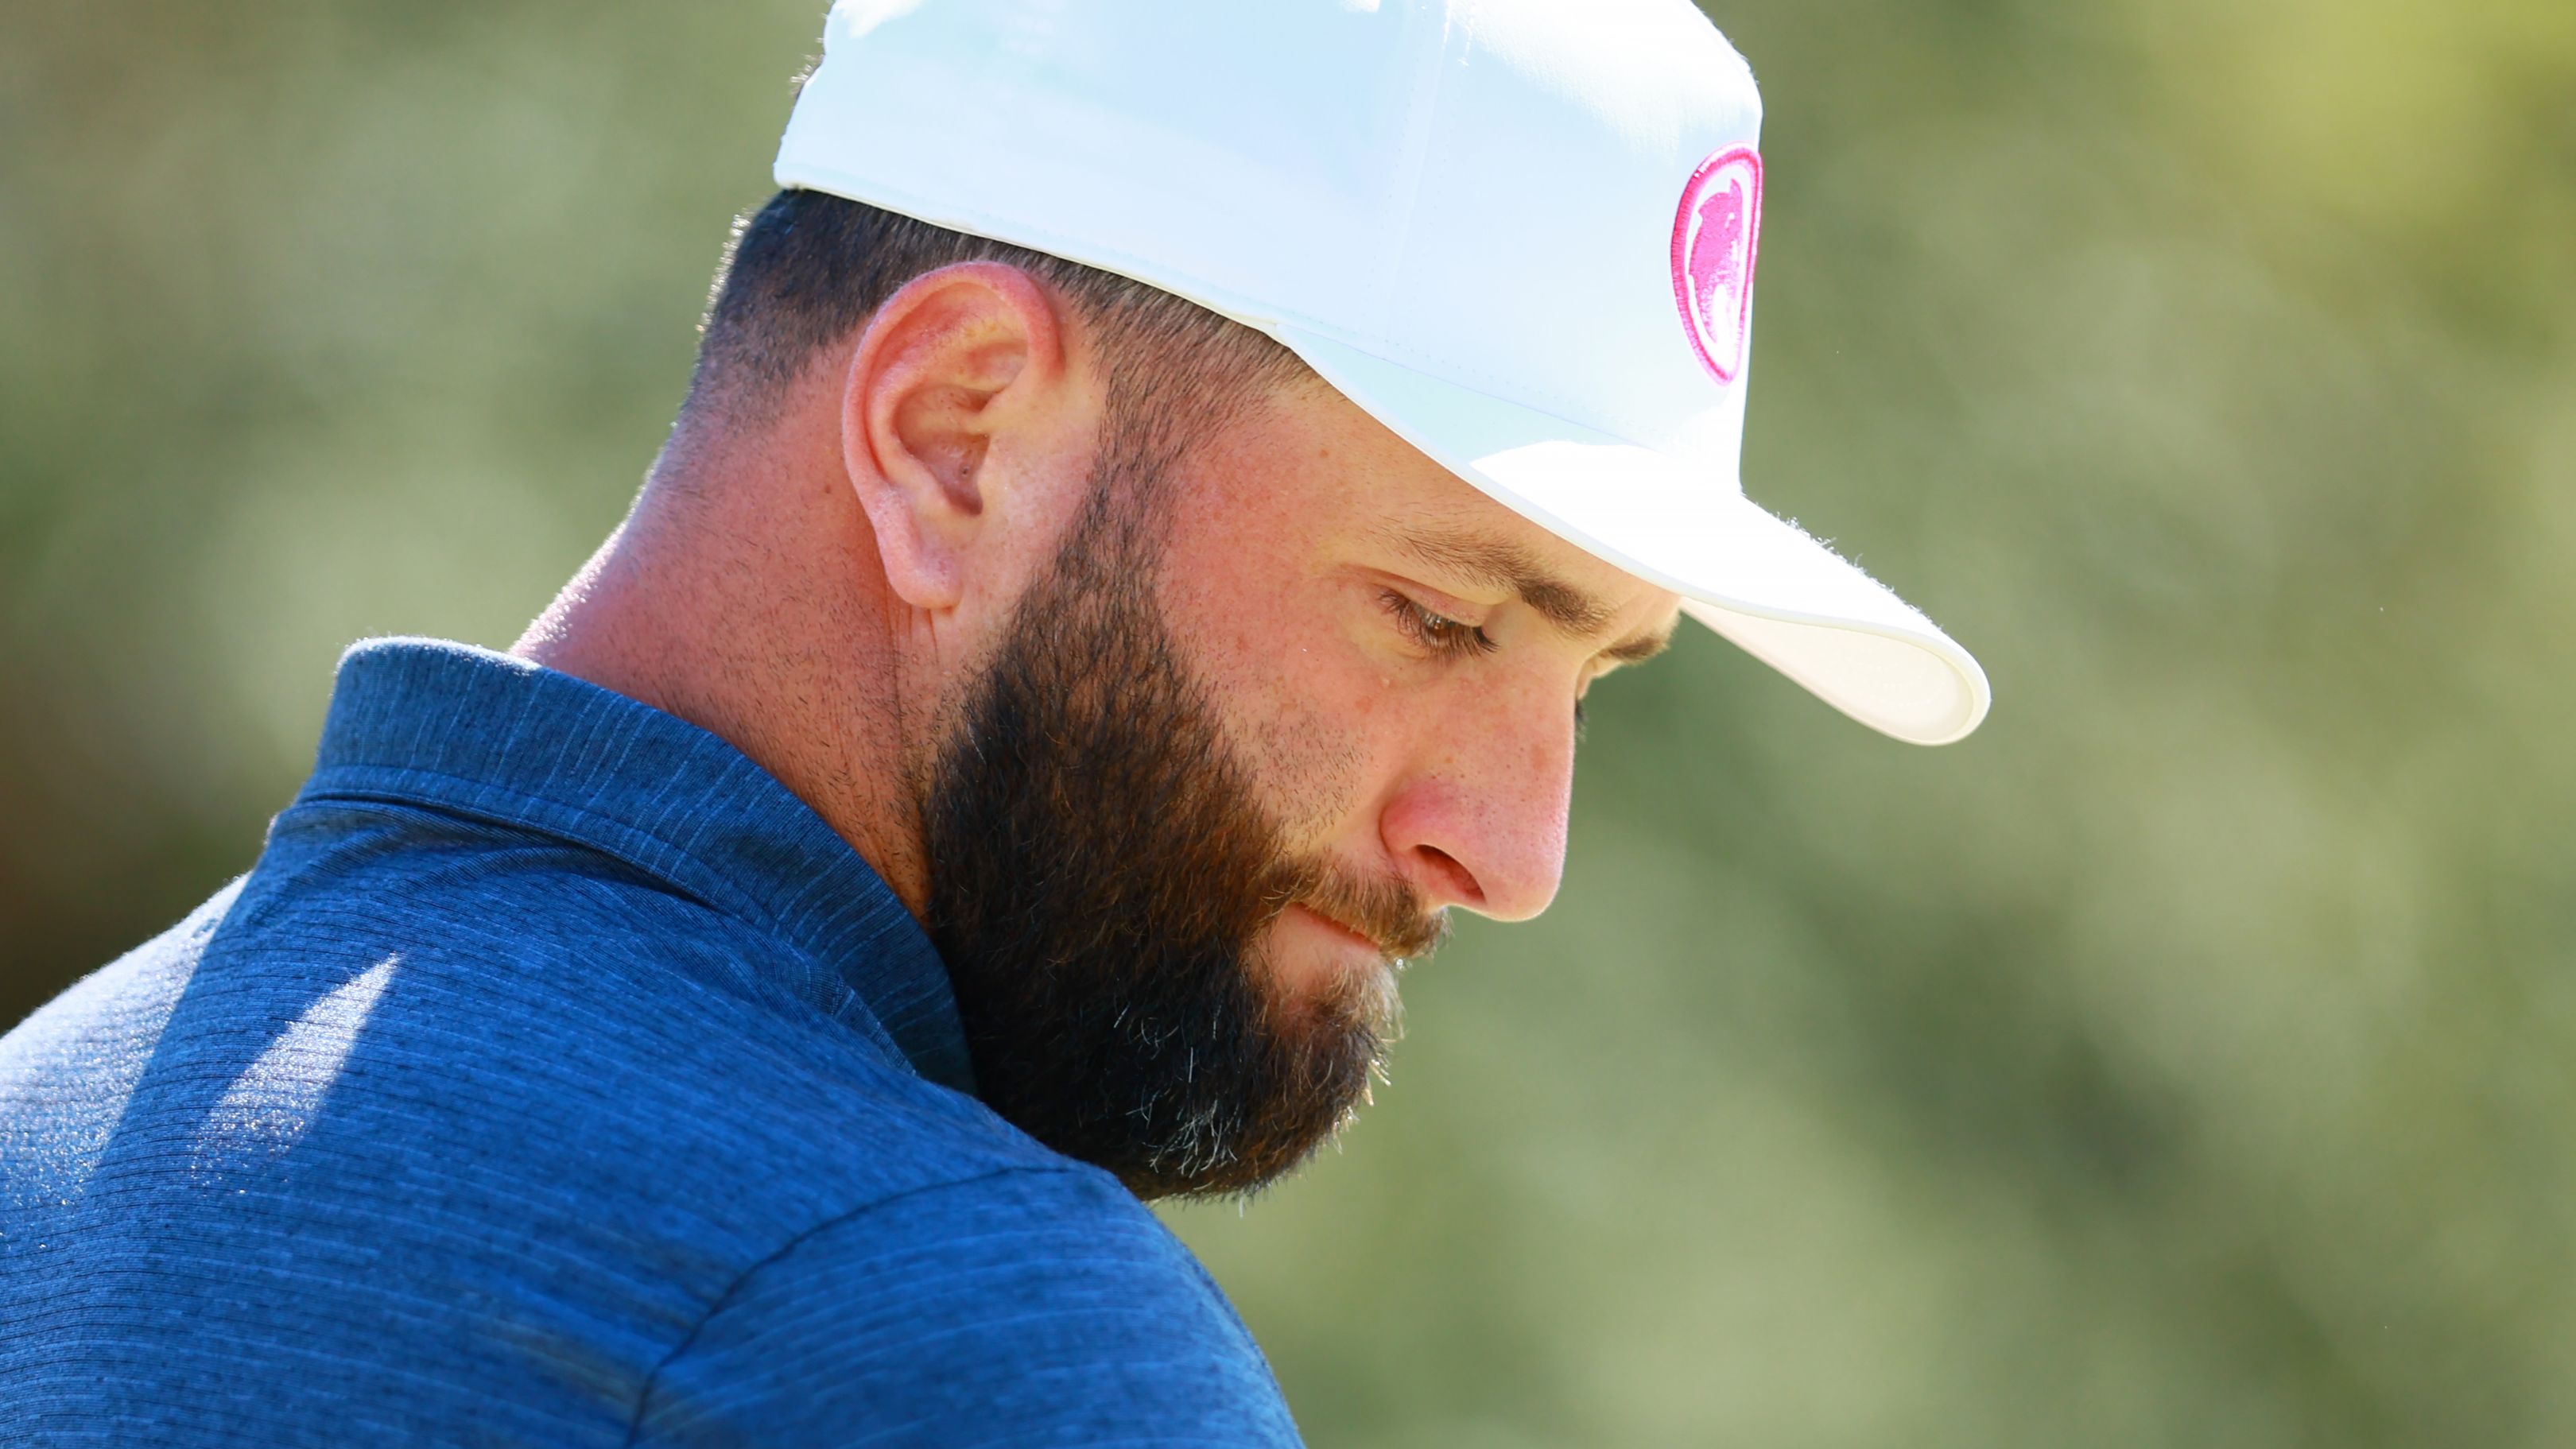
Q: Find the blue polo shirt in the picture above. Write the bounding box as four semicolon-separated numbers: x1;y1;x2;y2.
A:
0;639;1302;1446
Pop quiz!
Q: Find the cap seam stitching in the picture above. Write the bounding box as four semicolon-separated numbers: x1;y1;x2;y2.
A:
1365;6;1454;321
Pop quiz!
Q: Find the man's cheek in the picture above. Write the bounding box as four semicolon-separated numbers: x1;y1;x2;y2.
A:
1239;688;1371;850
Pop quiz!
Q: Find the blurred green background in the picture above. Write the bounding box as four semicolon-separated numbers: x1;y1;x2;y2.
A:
6;1;2573;1443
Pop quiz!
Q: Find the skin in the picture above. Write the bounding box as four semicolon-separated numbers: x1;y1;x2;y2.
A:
516;262;1681;1011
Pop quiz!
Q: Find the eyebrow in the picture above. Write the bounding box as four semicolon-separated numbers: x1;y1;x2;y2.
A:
1599;627;1674;665
1387;527;1678;664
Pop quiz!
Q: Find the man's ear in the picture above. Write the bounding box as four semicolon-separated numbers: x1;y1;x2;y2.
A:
841;262;1073;614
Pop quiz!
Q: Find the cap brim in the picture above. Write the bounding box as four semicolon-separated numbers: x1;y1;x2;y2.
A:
1270;326;1992;745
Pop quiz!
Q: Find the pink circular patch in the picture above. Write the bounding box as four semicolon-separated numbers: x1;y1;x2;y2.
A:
1670;145;1763;386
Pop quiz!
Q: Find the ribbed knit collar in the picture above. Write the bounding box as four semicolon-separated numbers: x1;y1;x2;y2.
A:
297;637;976;1095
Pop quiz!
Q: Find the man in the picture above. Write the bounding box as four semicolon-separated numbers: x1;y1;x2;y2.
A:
0;0;1985;1442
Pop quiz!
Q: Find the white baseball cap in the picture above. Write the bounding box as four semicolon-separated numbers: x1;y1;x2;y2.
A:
776;0;1991;743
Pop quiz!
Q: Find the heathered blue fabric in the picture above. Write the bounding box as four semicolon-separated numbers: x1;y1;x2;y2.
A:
0;638;1302;1447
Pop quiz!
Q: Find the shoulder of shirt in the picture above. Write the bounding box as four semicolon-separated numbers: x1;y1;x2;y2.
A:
702;1160;1193;1306
223;809;960;1101
630;1162;1299;1443
92;815;1087;1247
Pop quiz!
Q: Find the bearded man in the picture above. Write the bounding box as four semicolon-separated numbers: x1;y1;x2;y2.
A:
0;1;1984;1442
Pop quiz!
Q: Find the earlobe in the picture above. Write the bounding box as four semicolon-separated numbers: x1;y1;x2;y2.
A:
840;262;1069;614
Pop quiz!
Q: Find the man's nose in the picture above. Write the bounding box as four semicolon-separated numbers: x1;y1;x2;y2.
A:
1375;701;1576;924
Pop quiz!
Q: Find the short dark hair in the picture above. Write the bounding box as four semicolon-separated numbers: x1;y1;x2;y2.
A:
689;188;1309;467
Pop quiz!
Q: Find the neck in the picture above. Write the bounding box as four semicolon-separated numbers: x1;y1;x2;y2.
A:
513;397;936;914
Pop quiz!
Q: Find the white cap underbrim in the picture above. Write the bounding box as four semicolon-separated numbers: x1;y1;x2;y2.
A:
1272;326;1992;745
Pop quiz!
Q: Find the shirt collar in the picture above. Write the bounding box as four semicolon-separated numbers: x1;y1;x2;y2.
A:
295;637;976;1096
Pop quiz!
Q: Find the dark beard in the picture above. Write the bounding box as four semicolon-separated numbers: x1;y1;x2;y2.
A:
920;478;1438;1200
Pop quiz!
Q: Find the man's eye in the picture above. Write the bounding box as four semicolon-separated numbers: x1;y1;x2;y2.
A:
1386;592;1496;658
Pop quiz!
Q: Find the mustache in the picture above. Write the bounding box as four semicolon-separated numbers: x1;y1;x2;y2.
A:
1281;864;1450;962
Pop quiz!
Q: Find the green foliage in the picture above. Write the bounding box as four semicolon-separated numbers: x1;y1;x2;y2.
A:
6;2;2572;1442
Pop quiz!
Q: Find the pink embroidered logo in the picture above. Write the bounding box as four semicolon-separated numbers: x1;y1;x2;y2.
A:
1670;145;1763;386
